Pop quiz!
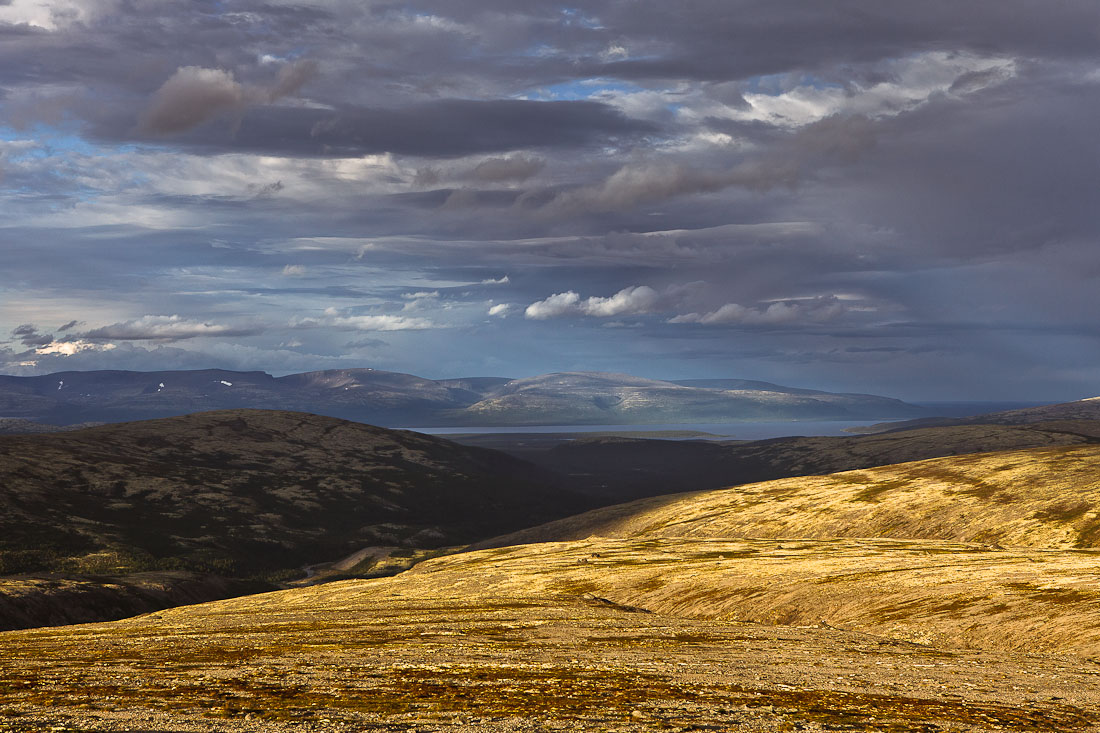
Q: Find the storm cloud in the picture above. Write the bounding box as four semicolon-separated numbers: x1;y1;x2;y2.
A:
2;1;1099;401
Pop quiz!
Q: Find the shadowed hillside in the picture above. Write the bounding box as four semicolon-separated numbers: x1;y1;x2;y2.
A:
859;396;1100;433
0;409;582;581
4;441;1100;729
0;572;272;631
0;418;101;435
454;419;1100;500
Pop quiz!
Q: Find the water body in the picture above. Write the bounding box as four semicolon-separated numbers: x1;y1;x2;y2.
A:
413;420;890;441
413;401;1052;442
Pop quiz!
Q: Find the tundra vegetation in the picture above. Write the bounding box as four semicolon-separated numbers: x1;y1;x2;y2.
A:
3;426;1100;730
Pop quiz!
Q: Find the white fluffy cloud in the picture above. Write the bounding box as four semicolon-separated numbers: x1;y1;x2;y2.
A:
524;291;581;319
293;308;434;332
669;296;848;326
525;285;660;319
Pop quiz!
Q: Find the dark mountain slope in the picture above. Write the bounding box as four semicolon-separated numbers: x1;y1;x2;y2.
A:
859;396;1100;433
455;420;1100;501
0;409;583;579
0;572;272;631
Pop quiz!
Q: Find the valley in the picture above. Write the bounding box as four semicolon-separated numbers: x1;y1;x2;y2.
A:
3;407;1100;730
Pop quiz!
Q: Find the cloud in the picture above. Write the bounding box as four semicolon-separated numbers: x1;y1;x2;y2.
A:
525;285;660;319
345;337;388;349
471;155;544;182
481;275;510;285
401;291;440;311
488;303;511;317
35;339;116;356
282;264;306;276
541;113;879;214
292;308;434;332
669;296;849;326
269;59;318;100
168;99;656;157
140;67;245;135
139;59;317;135
582;285;661;317
56;320;80;332
4;1;1100;399
547;159;798;213
524;291;581;320
78;315;263;341
11;323;53;347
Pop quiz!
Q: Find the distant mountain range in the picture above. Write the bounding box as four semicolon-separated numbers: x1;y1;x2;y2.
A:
0;368;927;426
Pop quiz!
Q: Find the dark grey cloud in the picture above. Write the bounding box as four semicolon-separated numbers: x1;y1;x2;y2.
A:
146;99;658;157
3;2;1100;401
471;155;545;182
140;66;246;135
139;60;318;135
78;316;264;342
11;324;53;347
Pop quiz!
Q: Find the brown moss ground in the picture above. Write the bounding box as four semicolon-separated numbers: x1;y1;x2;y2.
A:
2;588;1098;732
6;443;1100;730
2;534;1100;731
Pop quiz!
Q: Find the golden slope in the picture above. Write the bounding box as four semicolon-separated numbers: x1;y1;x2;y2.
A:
2;545;1100;732
397;537;1100;657
5;444;1100;730
485;444;1100;549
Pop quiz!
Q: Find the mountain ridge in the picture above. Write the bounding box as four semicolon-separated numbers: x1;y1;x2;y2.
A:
0;367;927;427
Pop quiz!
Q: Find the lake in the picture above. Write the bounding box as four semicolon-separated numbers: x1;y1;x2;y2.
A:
411;420;895;441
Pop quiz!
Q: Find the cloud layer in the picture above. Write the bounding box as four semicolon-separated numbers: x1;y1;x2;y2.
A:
2;2;1099;400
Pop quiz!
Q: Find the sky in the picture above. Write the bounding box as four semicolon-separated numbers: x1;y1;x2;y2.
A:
1;1;1099;401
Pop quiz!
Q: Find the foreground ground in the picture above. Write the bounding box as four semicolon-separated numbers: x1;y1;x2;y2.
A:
6;444;1100;730
2;538;1099;732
